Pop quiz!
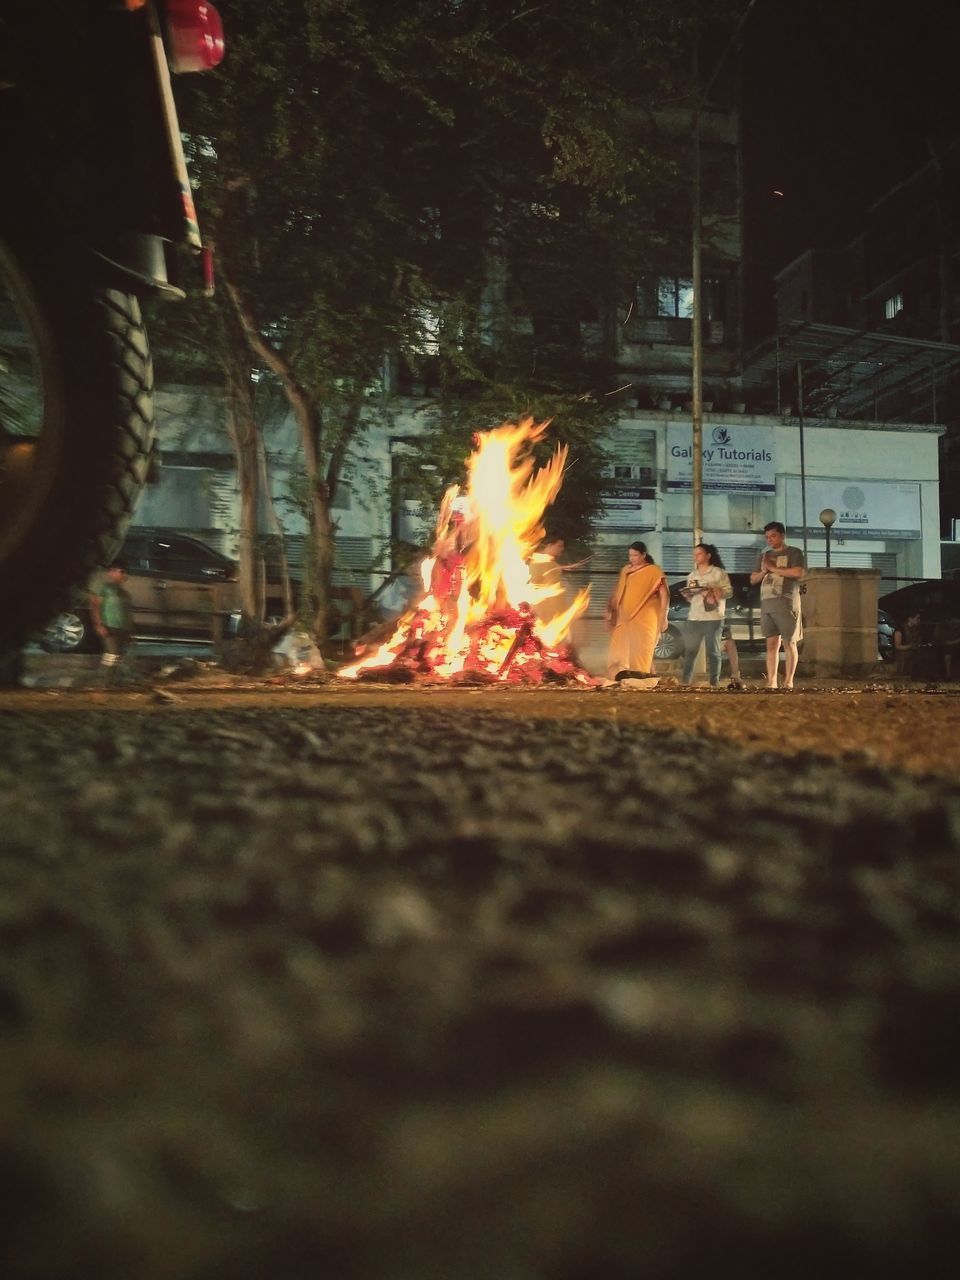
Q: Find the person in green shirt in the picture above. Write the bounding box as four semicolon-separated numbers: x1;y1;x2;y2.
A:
89;561;134;684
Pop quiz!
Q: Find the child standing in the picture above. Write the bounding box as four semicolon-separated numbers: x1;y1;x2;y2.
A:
90;561;134;684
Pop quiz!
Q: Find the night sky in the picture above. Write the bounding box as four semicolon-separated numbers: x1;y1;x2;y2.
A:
740;0;960;342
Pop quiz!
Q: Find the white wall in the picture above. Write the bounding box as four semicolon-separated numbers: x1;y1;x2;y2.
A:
774;422;942;577
144;391;945;592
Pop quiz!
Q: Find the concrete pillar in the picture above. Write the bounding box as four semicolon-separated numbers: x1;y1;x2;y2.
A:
801;568;880;678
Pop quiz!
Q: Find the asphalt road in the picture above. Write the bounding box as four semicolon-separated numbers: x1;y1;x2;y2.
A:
1;683;958;1279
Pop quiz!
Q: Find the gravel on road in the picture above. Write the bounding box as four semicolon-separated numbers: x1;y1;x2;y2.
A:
1;687;958;1279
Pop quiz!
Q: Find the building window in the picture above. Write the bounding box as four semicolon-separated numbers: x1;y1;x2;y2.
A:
884;292;904;320
654;276;726;322
657;277;695;318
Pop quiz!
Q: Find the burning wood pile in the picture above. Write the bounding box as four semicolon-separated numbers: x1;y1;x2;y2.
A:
339;418;595;685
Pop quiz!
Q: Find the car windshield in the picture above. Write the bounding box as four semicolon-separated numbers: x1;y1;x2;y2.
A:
121;531;235;578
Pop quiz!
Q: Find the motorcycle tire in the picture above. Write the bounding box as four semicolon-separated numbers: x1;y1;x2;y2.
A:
0;229;154;658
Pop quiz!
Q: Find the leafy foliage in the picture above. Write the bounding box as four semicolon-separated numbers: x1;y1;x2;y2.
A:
160;0;702;626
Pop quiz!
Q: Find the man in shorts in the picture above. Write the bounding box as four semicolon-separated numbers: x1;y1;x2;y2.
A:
750;521;805;690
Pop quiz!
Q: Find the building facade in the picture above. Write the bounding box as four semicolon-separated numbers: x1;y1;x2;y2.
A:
770;140;960;530
133;106;946;649
141;384;942;656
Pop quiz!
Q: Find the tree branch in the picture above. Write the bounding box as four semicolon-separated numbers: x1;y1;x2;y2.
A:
325;399;362;507
219;265;324;472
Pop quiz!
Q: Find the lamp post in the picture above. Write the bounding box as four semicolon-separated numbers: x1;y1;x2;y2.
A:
819;507;837;568
690;11;703;546
689;0;760;547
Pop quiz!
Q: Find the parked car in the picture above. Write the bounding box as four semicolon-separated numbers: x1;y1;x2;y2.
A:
877;580;960;674
654;573;764;661
878;579;960;627
656;572;896;663
40;528;291;652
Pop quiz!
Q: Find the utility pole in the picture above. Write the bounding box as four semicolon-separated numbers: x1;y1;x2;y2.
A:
689;0;759;548
797;360;809;564
691;15;704;545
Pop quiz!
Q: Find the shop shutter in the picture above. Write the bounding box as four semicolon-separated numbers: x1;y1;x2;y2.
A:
805;549;899;593
332;537;377;587
661;541;761;574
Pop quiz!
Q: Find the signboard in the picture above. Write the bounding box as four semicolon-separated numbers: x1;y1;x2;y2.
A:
596;488;657;530
667;423;775;493
785;478;921;540
598;428;657;529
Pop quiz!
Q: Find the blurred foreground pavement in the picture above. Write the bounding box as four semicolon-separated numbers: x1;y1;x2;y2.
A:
0;687;958;1279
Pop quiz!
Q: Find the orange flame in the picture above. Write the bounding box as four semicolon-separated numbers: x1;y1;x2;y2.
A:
339;418;592;683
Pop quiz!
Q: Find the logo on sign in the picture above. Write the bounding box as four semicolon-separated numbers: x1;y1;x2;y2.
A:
841;486;865;510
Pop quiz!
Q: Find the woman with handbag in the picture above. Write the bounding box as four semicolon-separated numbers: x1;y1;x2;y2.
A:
679;543;732;688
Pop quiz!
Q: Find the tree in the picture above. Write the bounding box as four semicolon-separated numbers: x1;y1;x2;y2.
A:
169;0;697;638
147;292;286;632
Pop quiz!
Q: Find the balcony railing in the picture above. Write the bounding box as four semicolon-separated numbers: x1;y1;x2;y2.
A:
623;317;725;346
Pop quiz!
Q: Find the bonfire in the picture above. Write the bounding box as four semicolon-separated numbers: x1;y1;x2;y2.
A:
339;418;595;685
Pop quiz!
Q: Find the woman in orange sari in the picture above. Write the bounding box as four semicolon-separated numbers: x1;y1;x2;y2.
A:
605;541;669;678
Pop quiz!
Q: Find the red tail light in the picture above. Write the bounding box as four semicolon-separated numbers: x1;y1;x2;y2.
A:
165;0;225;73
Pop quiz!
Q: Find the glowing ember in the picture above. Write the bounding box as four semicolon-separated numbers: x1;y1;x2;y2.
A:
340;418;594;684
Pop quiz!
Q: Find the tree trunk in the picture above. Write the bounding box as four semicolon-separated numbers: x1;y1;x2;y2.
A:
221;273;332;641
219;266;372;648
222;333;264;627
310;478;335;640
256;432;295;618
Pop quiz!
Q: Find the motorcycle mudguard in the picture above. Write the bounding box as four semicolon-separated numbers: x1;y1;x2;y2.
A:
0;1;205;296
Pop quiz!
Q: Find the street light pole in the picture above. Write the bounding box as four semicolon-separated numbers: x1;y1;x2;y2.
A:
819;507;837;568
691;18;703;545
797;360;808;565
689;0;760;549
